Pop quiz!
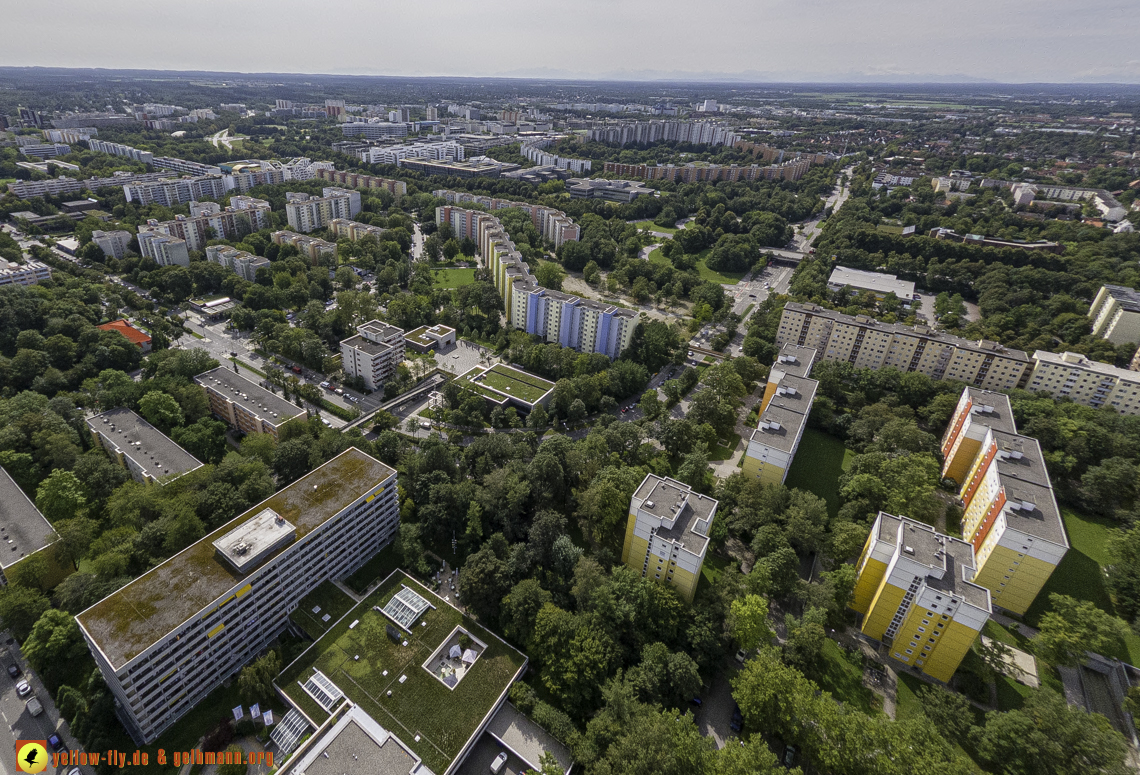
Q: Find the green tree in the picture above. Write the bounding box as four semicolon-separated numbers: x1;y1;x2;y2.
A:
1033;594;1131;666
216;745;248;775
237;650;281;704
457;542;511;626
0;584;50;641
22;608;86;685
138;390;185;433
501;579;552;647
535;261;565;292
1105;523;1140;622
35;469;86;522
783;606;827;672
730;594;773;652
918;684;974;740
272;438;312;484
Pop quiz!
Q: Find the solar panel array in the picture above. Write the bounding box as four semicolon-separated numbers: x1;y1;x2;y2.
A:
303;670;344;712
382;585;431;629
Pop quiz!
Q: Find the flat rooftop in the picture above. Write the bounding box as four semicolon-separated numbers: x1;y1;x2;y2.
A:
877;512;991;611
285;705;421;775
276;571;527;775
0;468;55;571
406;325;455;347
1102;284;1140;313
77;449;395;669
963;388;1017;435
359;321;404;341
829;266;915;298
987;431;1067;547
195;366;306;424
1033;350;1139;380
750;401;810;453
342;333;399;357
634;474;716;556
458;364;554;405
772;344;817;379
765;374;817;417
87;408;203;481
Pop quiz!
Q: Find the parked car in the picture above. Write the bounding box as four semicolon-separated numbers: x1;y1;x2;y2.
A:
913;293;921;300
290;365;302;374
7;664;19;679
735;648;748;664
26;698;43;717
491;751;509;774
334;388;344;395
689;697;703;707
48;734;64;751
730;704;743;733
319;381;330;389
15;679;30;697
782;744;798;768
420;421;431;429
687;350;694;357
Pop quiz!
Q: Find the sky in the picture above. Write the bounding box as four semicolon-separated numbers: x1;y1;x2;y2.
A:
3;0;1139;83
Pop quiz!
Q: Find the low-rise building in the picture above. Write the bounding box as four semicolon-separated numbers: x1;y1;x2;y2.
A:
137;232;190;267
850;512;991;682
0;260;52;287
19;143;70;159
0;467;57;585
90;229;133;259
1027;350;1140;416
205;245;270;283
565;178;654;203
314;168;407;198
77;449;399;744
87;408;203;484
97;319;152;351
777;302;1033;392
827;267;915;300
1088;284;1140;345
742;345;819;485
195;366;306;438
328;218;386;242
620;474;718;603
340;321;406;391
455;363;554;413
271;231;337;264
405;324;456;353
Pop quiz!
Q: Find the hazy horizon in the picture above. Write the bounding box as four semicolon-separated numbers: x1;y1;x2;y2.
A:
3;0;1139;85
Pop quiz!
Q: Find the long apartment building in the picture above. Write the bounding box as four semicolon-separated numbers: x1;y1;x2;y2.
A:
0;467;57;585
151;156;222;177
195;366;306;438
435;191;580;247
136;197;271;253
137;232;190;267
482;216;636;359
850;512;991;683
0;260;52;287
603;157;814;183
363;141;464;166
87;139;154;164
329;218;387;242
742;345;819;485
314;168;406;198
123;175;229;207
621;474;718;603
943;387;1068;615
1027;350;1140;416
7;170;182;199
776;303;1033;392
76;449;400;743
271;231;337;264
340;321;406;391
1088;284;1140;345
586;120;740;147
205;245;270;282
87;408;203;485
519;137;592;174
285;188;361;233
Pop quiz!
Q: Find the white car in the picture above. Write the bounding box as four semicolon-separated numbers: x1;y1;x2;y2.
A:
491;752;508;773
15;679;30;697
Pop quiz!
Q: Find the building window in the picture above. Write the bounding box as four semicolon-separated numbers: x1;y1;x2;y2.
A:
905;649;913;655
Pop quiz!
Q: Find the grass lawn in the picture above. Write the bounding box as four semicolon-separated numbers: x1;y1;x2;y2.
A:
432;267;477;288
459;364;553;404
187;330;204;339
633;219;678;234
876;224;905;235
291;580;357;639
995;674;1035;711
809;639;877;713
783;429;856;518
1022;507;1140;665
696;256;746;285
696;552;734;599
345;546;402;594
648;246;671;265
277;572;526;775
709;431;741;461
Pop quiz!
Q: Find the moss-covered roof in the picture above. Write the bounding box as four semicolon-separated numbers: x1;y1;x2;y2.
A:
77;448;395;669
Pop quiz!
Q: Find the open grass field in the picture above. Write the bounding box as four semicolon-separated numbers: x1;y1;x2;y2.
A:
431;267;477;288
1022;507;1140;665
783;429;856;518
696;257;746;285
291;580;357;639
808;640;877;713
632;220;679;234
278;572;525;774
708;431;741;461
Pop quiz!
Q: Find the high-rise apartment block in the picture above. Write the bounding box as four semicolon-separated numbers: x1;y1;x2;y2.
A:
136;198;271;253
434;191;581;248
1027;350;1140;416
340;321;406;391
604;158;814;183
1088;284;1140;345
314;168;406;198
205;245;270;282
942;387;1069;615
137;232;190;267
742;345;819;485
195;366;306;438
340;121;409;140
851;512;991;682
0;467;57;585
87;139;154;165
586;120;740;147
87;408;203;485
776;303;1033;392
91;229;133;259
271;231;337;264
328;218;386;242
123;175;229;207
285;188;361;233
363;141;463;166
621;474;717;603
76;449;399;743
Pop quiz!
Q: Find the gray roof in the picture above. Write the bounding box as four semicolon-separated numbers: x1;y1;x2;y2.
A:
750;402;810;453
987;430;1067;547
828;266;915;298
342;334;399;357
288;706;422;775
877;513;991;610
765;374;818;419
1104;284;1140;313
963;388;1018;435
194;366;306;425
485;703;572;774
772;344;818;379
634;474;717;556
87;408;203;481
0;467;55;570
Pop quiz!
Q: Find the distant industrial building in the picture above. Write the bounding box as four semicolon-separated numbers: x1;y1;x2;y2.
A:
566;178;654;203
87;408;203;485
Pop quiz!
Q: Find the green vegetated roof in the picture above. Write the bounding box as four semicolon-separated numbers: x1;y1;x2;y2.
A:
459;363;553;404
276;571;527;775
77;449;396;669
